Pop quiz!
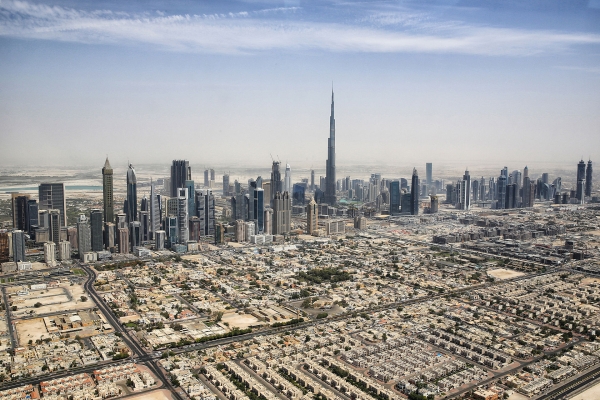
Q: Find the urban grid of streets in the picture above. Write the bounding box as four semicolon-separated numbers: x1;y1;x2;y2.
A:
0;203;600;399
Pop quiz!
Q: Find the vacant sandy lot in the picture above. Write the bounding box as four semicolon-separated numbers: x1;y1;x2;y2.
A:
487;268;525;280
582;277;600;285
125;389;173;400
12;283;95;316
221;313;260;329
15;318;47;344
570;381;600;399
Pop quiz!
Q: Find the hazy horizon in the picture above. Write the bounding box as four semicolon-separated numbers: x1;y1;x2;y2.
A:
1;0;600;166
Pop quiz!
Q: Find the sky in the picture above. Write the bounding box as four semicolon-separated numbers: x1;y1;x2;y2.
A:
1;0;599;169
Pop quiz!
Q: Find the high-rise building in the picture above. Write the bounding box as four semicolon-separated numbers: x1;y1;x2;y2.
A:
223;174;230;196
166;216;178;247
118;227;129;254
426;163;433;187
284;164;292;194
130;221;142;248
196;189;216;236
11;193;29;231
253;188;264;233
472;179;479;203
307;198;318;235
154;230;166;250
497;171;507;209
460;169;471;210
177;188;189;244
149;180;161;240
310;170;315;191
49;209;61;246
103;222;115;249
270;161;282;203
58;241;71;261
185;180;196;219
586;160;593;197
126;164;137;224
325;89;337;206
44;242;56;266
430;195;439;213
90;209;103;252
139;211;149;242
410;168;419;215
171;160;191;197
215;223;225;244
77;214;91;256
506;183;517;209
523;176;533;208
577;159;586;203
39;183;67;226
263;209;272;235
390;181;400;215
12;230;26;262
0;231;9;263
102;157;114;224
273;192;291;235
26;199;38;235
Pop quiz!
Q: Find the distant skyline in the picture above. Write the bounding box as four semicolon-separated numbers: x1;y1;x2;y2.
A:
1;0;600;166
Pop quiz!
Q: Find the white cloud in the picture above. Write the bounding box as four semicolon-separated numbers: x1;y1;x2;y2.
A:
0;0;598;55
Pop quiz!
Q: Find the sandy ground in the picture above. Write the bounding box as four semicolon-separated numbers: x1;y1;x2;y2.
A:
221;313;260;329
124;389;174;400
582;277;600;285
487;268;525;280
569;381;600;399
587;230;600;236
15;318;48;344
507;392;528;400
12;283;95;316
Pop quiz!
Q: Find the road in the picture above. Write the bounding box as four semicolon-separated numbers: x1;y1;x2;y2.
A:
1;287;16;349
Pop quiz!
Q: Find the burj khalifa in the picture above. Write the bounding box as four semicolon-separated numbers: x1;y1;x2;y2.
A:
325;88;337;205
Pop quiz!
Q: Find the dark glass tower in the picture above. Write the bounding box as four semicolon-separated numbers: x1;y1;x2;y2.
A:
126;164;137;223
390;181;400;215
577;159;586;202
90;209;103;252
325;89;337;206
170;160;191;198
102;157;114;224
411;168;419;215
586;159;593;197
39;183;67;226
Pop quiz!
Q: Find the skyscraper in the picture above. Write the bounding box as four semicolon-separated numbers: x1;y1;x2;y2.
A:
39;183;67;226
49;209;61;246
12;230;26;262
149;180;161;240
196;189;216;236
77;214;91;256
426;163;433;187
460;169;471;210
586;159;593;197
102;157;114;224
126;164;137;224
307;197;318;235
11;193;29;231
253;188;264;233
171;160;191;197
270;161;282;203
273;191;291;235
577;159;586;203
310;170;315;191
325;89;336;206
90;209;103;252
497;169;508;209
177;188;189;244
26;199;38;235
390;181;400;215
284;163;292;194
223;174;230;196
411;168;419;215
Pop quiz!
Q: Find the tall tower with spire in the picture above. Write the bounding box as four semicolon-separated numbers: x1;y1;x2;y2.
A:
102;157;114;224
325;87;337;205
586;159;593;197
